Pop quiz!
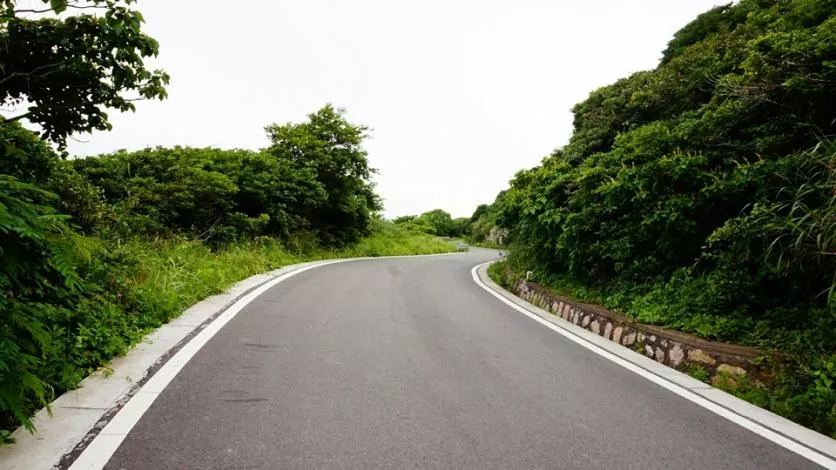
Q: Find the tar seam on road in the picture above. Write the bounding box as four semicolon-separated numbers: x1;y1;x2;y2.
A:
470;261;836;470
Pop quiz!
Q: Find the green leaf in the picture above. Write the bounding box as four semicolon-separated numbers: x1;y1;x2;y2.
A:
49;0;68;13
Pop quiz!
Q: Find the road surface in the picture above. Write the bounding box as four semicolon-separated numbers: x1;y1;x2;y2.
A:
101;249;820;469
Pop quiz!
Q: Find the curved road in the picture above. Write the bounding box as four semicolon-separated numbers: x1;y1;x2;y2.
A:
101;249;819;469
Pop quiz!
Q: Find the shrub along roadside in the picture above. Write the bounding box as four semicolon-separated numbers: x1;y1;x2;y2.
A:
70;105;381;247
0;225;454;439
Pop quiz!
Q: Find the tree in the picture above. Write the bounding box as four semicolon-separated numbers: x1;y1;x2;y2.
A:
205;149;327;238
0;0;167;431
391;210;461;236
660;2;749;64
392;215;416;224
469;204;489;224
265;105;381;246
450;217;470;238
413;209;453;236
491;0;836;336
0;0;169;147
71;107;380;245
468;192;509;243
0;123;82;432
392;214;436;234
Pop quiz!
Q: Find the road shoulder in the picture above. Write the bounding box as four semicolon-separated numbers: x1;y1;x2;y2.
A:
1;254;463;470
0;260;338;470
472;262;836;470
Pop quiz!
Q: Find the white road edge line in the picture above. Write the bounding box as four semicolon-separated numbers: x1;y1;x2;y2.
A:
470;261;836;470
69;252;460;470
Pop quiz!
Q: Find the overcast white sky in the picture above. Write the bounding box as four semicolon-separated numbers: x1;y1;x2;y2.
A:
66;0;721;218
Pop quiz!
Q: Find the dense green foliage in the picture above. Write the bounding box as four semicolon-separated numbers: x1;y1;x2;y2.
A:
466;192;509;244
482;0;836;435
72;106;380;246
392;209;469;238
265;106;381;246
1;1;170;433
0;0;169;148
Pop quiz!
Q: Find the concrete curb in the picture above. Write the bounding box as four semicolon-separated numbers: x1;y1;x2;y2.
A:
474;262;836;469
0;253;461;470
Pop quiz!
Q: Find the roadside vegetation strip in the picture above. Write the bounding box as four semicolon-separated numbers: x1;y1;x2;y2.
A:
1;225;454;438
472;262;836;470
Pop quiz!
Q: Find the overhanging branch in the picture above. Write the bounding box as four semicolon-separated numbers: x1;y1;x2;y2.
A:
3;111;32;122
0;62;67;86
14;4;107;14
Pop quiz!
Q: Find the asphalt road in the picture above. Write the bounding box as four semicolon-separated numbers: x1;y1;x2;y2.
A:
103;249;820;469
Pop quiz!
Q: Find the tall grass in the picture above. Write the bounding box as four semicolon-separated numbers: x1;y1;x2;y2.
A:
124;227;455;330
337;223;455;257
760;139;836;307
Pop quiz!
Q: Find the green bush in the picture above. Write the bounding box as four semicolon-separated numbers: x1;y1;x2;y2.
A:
340;220;455;257
0;125;88;432
392;209;470;238
487;261;515;290
73;106;380;246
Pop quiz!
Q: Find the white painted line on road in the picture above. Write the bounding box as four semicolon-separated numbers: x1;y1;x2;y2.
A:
68;259;349;470
471;262;836;470
66;251;465;470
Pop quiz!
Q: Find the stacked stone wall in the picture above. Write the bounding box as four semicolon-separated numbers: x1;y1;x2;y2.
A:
510;279;764;384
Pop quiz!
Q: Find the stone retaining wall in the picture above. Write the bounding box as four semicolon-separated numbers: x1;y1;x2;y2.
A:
510;279;767;385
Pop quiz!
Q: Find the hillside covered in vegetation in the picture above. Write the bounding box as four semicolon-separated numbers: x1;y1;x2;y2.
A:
475;0;836;435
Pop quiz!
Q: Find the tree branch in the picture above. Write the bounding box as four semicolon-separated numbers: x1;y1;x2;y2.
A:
14;4;106;14
0;62;67;86
3;112;32;122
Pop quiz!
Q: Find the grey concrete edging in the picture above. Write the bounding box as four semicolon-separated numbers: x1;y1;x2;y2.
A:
0;253;460;470
475;262;836;469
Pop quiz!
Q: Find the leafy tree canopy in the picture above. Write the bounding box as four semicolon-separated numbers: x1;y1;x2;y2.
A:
265;105;382;246
0;0;169;147
71;105;380;246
